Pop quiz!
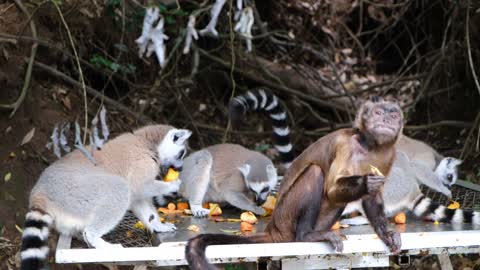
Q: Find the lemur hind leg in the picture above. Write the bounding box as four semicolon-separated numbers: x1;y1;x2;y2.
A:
131;199;176;233
83;175;129;249
179;150;213;217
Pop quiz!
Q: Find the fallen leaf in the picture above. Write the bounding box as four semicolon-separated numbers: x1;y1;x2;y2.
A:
187;225;200;232
226;218;242;222
4;172;11;182
20;128;35;146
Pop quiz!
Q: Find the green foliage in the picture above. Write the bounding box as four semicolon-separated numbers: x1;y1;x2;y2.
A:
224;264;246;270
90;54;136;75
255;143;271;153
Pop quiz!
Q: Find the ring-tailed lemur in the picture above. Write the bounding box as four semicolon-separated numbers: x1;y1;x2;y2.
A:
178;90;291;217
232;89;476;226
20;125;191;270
179;144;278;217
229;88;294;170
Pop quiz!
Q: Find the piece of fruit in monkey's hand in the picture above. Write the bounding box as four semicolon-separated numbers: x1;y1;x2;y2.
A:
163;168;179;182
240;211;258;224
208;203;222;216
394;212;406;224
369;164;384;176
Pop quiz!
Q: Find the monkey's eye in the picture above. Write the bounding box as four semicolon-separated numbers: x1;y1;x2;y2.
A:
391;114;398;119
447;174;453;181
261;187;269;193
375;110;382;116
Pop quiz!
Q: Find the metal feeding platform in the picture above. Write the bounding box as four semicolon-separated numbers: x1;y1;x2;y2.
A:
55;180;480;269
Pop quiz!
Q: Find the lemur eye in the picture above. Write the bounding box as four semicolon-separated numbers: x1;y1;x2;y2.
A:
375;110;382;116
391;114;398;119
261;187;269;193
447;174;453;181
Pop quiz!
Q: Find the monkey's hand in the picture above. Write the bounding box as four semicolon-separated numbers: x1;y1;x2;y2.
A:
304;231;344;253
365;174;386;195
384;231;402;254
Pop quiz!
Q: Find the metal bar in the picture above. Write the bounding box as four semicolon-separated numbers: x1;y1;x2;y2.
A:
282;254;390;269
55;230;480;266
455;179;480;192
437;251;453;270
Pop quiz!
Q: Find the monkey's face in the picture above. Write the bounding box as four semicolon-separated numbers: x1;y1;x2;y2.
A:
157;129;192;177
365;102;403;144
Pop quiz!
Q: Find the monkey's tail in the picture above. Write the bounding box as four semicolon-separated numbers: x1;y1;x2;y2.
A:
185;233;270;270
411;195;480;224
228;89;294;169
20;209;53;270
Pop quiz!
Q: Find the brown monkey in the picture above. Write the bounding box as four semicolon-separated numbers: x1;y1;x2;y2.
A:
185;97;404;270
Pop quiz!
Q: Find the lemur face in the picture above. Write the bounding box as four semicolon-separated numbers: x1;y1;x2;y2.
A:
157;129;192;177
239;164;278;206
435;157;462;187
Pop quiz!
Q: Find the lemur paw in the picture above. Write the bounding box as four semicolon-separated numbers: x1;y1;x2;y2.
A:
252;207;266;216
191;205;210;218
154;222;177;233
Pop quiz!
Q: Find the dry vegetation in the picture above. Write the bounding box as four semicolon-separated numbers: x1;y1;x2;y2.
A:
1;0;480;269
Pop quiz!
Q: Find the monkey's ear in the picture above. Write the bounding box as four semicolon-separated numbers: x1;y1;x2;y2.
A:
238;164;251;179
369;95;384;103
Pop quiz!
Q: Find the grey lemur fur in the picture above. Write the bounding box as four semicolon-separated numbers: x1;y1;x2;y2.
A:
179;143;277;217
20;125;191;270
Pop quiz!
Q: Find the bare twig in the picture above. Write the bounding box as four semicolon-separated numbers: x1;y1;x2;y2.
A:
197;48;350;113
31;60;153;124
0;0;37;117
465;0;480;96
50;0;89;143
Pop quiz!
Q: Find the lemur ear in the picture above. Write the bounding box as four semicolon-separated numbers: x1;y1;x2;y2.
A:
238;164;251;179
172;129;192;145
447;157;462;168
266;164;278;183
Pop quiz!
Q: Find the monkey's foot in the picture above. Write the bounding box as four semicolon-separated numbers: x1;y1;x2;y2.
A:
191;205;210;218
304;231;344;253
384;231;402;254
153;222;177;233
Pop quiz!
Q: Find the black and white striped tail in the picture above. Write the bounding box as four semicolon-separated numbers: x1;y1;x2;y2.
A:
20;210;53;270
411;195;480;224
228;89;294;169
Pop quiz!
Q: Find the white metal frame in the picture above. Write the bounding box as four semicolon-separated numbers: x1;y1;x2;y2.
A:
55;230;480;269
